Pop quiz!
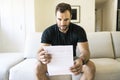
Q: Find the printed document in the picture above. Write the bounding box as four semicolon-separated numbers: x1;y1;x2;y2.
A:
43;45;73;75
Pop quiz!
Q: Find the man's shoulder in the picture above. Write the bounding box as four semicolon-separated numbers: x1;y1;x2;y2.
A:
43;24;58;35
44;24;57;31
70;23;84;31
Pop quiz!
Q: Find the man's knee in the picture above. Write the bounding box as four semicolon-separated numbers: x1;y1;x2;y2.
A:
81;61;96;80
83;60;96;74
36;61;47;74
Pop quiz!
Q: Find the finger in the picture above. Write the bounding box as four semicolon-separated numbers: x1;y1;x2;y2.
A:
72;65;79;69
39;54;44;59
74;61;79;67
47;60;51;63
37;48;44;53
42;61;47;64
41;58;47;63
45;54;52;59
38;51;44;58
45;59;51;64
75;65;82;71
74;62;82;69
70;66;77;73
77;68;82;73
45;55;52;63
38;51;48;59
41;59;51;64
72;68;81;75
70;66;82;74
70;64;76;69
41;58;47;62
70;68;78;73
38;54;46;62
74;71;80;75
76;65;82;69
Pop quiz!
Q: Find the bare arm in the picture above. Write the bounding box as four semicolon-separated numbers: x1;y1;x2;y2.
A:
77;42;90;64
70;42;90;75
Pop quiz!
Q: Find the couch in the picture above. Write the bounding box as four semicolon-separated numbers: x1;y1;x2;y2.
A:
0;53;24;80
0;31;120;80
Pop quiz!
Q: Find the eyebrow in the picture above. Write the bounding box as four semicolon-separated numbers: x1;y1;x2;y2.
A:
57;18;70;21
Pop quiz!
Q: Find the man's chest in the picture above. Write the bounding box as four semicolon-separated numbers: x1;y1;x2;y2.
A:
51;33;77;45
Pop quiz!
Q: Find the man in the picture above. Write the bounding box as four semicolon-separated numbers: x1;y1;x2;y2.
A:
36;2;96;80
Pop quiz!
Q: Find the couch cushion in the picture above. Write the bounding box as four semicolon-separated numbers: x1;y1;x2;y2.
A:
9;59;37;80
116;58;120;62
87;32;114;58
0;53;24;80
24;32;42;58
9;59;72;80
91;58;120;80
111;32;120;58
10;58;120;80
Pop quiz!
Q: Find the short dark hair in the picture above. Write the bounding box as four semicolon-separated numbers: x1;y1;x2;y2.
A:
55;3;72;15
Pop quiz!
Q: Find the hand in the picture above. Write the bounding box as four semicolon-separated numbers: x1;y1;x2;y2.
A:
37;48;52;64
70;58;83;75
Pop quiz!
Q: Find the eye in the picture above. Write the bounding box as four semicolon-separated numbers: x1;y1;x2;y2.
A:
58;18;61;21
64;18;69;21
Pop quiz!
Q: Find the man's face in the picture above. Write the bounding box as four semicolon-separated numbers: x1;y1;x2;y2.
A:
56;10;71;32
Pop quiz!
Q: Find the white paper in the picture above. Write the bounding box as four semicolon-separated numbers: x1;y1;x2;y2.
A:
43;45;73;75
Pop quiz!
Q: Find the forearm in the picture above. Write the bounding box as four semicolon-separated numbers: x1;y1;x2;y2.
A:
79;50;90;64
77;42;90;64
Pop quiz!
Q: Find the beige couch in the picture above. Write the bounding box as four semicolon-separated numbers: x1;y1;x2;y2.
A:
8;31;120;80
0;53;24;80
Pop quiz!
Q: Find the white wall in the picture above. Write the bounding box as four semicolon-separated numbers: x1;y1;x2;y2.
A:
0;2;1;49
35;0;95;32
95;8;102;31
0;0;26;52
80;0;95;32
102;0;118;31
25;0;35;35
35;0;55;32
0;0;36;52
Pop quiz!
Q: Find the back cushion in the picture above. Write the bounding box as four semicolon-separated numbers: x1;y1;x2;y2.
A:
111;32;120;58
87;32;114;58
24;32;42;58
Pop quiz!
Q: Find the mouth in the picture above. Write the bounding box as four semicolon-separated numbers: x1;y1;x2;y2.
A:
59;25;69;32
60;25;67;29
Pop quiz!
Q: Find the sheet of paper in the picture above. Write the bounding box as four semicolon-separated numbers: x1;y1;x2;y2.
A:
43;45;73;76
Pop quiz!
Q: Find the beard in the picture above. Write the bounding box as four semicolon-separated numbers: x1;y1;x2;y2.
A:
58;25;69;32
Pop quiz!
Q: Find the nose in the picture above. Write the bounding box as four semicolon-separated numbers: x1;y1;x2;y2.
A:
60;20;65;25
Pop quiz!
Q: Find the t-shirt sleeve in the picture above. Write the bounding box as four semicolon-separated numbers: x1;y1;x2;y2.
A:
77;27;88;42
41;29;52;44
